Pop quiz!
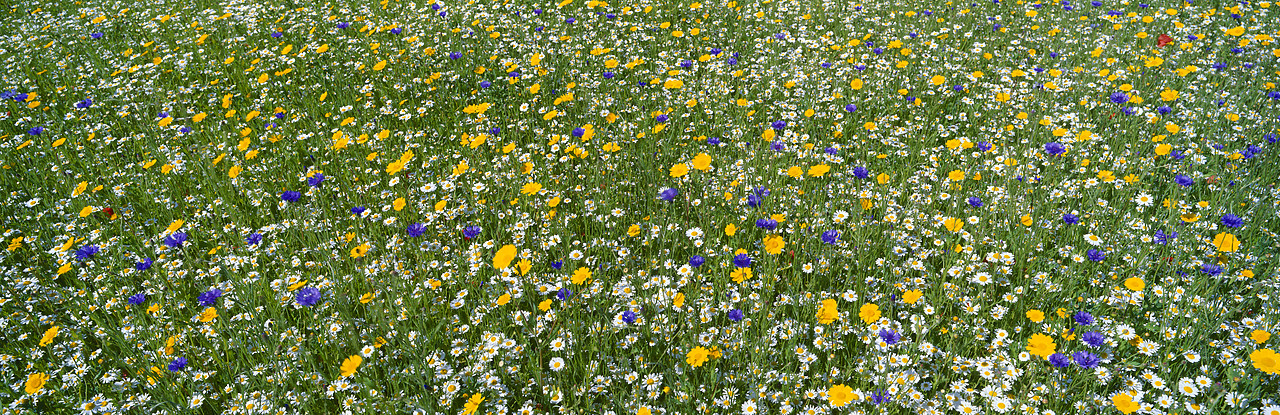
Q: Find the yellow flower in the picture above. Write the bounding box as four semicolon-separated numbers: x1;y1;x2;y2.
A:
691;153;712;171
828;384;855;407
637;407;651;415
903;290;923;304
1124;277;1145;292
1020;214;1033;226
663;79;684;89
1253;349;1280;374
816;299;839;324
350;243;370;258
948;170;965;181
462;393;485;415
628;224;642;237
686;346;710;367
340;355;363;377
858;303;881;324
1225;26;1245;36
943;217;964;232
724;223;737;236
199;307;218;323
1252;330;1271;344
393;197;407;211
669;163;689;177
572;267;591;284
806;164;830;177
24;373;49;395
730;267;753;283
673;292;685;308
493;245;518;269
1026;333;1057;358
495;294;511;306
786;166;803;178
39;326;58;346
1213;233;1240;252
762;235;785;255
521;182;543;195
538;299;553;311
1112;392;1141;415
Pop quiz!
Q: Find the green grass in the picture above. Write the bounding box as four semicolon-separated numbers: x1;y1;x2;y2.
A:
1;0;1278;413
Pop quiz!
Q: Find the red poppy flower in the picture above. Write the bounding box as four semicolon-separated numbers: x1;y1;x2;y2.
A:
1157;34;1174;48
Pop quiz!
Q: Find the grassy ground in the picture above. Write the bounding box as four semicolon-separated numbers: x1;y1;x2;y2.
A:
1;0;1279;413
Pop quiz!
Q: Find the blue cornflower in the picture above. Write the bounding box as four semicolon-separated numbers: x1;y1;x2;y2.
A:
1202;263;1223;276
197;289;223;307
603;71;614;79
75;98;93;108
1072;351;1101;369
556;287;572;300
1087;249;1106;262
270;31;282;38
707;137;722;145
136;258;153;271
351;206;367;215
771;120;786;130
659;187;679;202
1063;214;1079;224
845;104;857;112
655;114;669;123
976;142;992;152
852;166;869;179
754;187;771;197
449;51;461;60
463;225;482;239
28;127;44;136
128;293;147;305
1045;142;1066;156
1048;353;1071;368
1174;175;1194;187
1158;105;1172;114
281;191;301;202
1073;311;1095;326
565;17;575;24
727;309;744;322
407;223;427;238
755;218;778;231
620;310;637;324
91;32;103;39
679;60;693;68
746;193;762;207
967;197;983;208
75;245;100;260
878;329;901;345
733;254;752;268
479;80;492;88
390;27;403;35
689;256;705;267
770;141;785;152
572;127;585;137
296;287;322;307
821;230;839;244
870;390;890;405
168;357;188;372
825;147;838;155
246;233;263;246
337;22;351;29
308;174;325;187
550;260;563;270
164;232;188;248
1221;214;1243;228
1081;331;1106;348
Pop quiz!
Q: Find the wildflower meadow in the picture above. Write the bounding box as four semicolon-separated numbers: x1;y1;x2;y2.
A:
2;0;1280;413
